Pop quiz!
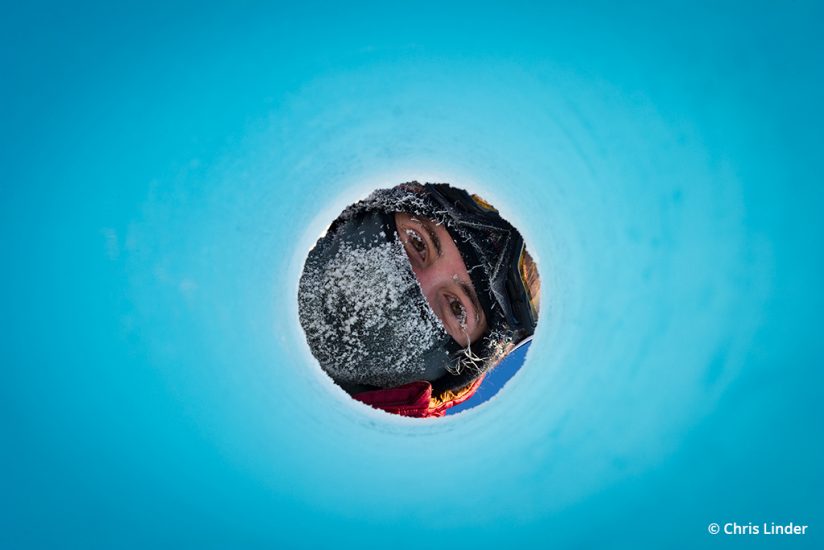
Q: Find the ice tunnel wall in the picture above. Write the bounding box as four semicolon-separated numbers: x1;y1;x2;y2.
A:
2;2;823;548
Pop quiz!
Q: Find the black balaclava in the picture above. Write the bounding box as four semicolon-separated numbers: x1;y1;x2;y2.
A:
299;182;536;394
298;210;453;389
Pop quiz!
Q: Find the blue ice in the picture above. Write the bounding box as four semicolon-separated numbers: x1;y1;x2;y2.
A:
2;2;822;548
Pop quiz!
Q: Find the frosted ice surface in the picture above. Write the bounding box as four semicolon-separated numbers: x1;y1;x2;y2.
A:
5;4;822;548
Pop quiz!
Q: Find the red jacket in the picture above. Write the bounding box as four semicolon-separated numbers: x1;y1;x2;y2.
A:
352;375;485;418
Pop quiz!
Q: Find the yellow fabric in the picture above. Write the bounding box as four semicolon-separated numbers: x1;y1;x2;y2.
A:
518;248;540;317
470;193;498;212
428;379;480;412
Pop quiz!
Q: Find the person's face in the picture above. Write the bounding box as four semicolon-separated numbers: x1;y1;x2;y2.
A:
394;212;488;347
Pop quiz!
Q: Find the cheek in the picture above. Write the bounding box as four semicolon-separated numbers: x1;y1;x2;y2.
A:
473;319;489;342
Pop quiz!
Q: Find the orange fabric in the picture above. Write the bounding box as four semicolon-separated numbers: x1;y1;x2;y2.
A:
425;374;485;417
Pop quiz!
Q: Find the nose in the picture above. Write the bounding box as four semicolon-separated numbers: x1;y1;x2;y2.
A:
410;262;447;314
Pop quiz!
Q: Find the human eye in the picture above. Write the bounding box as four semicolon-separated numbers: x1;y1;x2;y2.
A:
403;228;428;262
446;295;468;328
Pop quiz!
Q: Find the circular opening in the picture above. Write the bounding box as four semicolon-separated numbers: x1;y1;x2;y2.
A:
297;182;541;418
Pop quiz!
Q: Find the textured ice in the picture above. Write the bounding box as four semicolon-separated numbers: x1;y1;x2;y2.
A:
3;3;822;549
